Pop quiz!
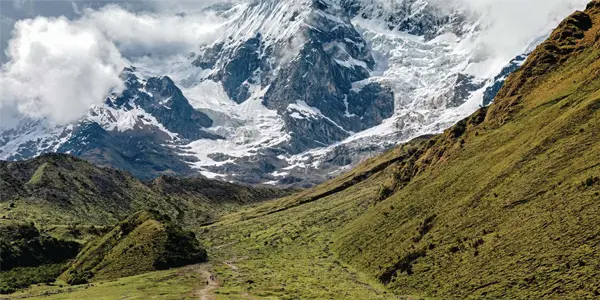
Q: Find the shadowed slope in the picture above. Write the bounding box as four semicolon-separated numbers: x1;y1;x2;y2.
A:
0;153;292;226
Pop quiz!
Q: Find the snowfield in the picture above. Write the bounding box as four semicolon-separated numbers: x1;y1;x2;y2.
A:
0;0;589;185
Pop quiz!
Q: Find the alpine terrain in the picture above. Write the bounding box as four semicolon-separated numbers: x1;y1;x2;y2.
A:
2;0;600;299
0;0;580;186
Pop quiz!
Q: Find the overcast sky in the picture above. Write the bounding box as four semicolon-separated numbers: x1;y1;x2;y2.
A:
0;0;225;62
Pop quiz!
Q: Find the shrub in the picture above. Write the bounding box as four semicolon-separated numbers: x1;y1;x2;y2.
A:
0;223;81;271
377;185;394;201
0;264;66;294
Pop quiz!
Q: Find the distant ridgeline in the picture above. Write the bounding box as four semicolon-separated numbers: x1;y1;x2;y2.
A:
0;153;292;226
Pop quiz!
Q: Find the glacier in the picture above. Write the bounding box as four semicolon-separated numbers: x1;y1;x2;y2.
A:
0;0;589;186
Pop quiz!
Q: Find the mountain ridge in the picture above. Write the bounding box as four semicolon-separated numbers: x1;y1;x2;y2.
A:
0;0;536;187
0;153;292;226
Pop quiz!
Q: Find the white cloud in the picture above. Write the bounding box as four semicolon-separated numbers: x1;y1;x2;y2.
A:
145;0;234;13
463;0;590;60
0;16;125;127
424;0;590;78
81;5;226;58
0;4;227;128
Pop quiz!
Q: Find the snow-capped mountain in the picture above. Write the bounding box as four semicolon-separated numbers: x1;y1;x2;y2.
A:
0;0;554;186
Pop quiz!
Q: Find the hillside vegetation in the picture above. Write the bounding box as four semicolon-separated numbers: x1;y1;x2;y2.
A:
0;154;291;295
60;211;207;284
0;153;292;226
0;223;80;294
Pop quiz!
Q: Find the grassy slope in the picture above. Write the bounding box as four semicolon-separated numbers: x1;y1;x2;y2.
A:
5;267;203;300
203;171;395;299
0;154;291;227
334;3;600;299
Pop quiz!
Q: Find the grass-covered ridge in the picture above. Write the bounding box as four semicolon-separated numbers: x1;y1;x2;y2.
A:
60;210;207;284
0;153;292;226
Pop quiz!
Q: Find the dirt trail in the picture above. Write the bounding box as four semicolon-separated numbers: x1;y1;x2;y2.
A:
193;259;254;300
225;260;239;271
192;265;219;300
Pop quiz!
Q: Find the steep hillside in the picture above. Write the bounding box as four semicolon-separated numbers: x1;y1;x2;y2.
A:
0;153;291;226
194;2;600;299
60;211;207;284
334;2;600;298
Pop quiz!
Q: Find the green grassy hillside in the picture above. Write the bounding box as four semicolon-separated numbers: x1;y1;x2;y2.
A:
60;211;207;284
7;267;204;300
0;153;291;226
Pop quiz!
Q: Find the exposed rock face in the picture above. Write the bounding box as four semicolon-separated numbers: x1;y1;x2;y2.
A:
483;54;528;106
208;37;263;104
57;123;197;179
111;69;218;141
195;0;396;152
1;0;538;187
1;69;219;179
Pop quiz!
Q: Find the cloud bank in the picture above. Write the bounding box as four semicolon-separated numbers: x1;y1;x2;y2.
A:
0;16;125;127
456;0;590;77
0;3;226;128
442;0;589;78
81;5;225;58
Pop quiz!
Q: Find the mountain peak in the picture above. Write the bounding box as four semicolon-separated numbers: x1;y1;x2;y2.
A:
0;0;570;187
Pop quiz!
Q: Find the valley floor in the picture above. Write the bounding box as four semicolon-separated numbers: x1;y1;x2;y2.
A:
201;178;397;299
4;170;402;299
